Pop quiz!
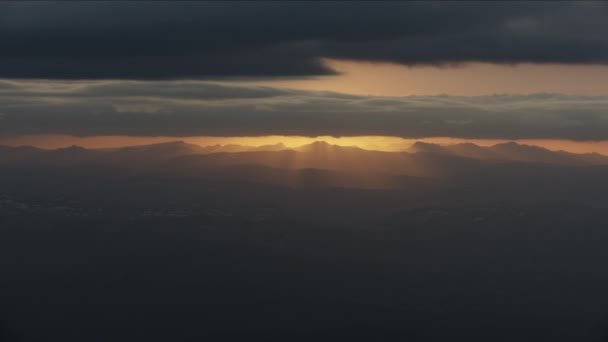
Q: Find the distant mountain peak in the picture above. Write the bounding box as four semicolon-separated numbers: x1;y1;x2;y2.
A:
493;141;532;148
492;141;548;152
57;145;88;152
251;142;288;151
148;140;196;147
296;141;334;150
116;140;200;150
498;141;519;146
452;142;481;148
108;141;206;158
309;140;332;147
407;141;443;153
295;141;364;153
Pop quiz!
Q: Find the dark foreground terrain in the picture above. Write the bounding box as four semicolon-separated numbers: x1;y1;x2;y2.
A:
2;143;608;341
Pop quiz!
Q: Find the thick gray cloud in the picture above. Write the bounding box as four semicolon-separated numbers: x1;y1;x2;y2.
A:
1;2;608;79
1;80;608;140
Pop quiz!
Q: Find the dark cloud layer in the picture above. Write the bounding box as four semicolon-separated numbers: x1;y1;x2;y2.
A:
1;80;608;140
1;2;608;79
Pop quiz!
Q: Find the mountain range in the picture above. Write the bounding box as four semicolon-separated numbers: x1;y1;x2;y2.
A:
3;140;607;166
2;140;608;191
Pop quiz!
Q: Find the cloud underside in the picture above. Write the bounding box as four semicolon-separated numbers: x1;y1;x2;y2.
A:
2;80;608;140
1;2;608;79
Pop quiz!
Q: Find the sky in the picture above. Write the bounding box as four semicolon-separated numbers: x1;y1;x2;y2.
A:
258;60;608;97
2;1;608;152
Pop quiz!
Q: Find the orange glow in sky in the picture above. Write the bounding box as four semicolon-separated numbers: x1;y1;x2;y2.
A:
252;59;608;96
